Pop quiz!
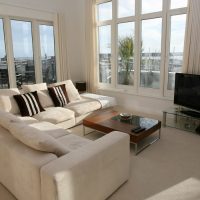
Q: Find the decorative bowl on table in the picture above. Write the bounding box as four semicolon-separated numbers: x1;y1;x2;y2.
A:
120;113;132;120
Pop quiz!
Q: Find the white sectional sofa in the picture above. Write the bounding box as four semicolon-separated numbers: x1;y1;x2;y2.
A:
0;80;130;200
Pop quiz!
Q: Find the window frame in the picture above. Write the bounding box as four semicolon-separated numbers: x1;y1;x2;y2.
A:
0;4;60;88
96;0;188;99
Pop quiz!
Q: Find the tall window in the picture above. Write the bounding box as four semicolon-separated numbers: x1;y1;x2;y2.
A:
39;24;56;84
96;0;188;97
0;19;9;88
11;20;35;87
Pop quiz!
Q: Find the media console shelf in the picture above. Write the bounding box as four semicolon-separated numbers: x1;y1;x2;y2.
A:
163;107;200;134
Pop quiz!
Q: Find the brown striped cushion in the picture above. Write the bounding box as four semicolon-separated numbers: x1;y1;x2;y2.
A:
14;91;45;117
48;84;69;107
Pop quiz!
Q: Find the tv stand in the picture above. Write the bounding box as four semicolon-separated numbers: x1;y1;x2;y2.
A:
180;110;200;119
163;107;200;134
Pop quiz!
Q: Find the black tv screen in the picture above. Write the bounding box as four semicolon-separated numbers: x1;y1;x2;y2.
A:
174;73;200;111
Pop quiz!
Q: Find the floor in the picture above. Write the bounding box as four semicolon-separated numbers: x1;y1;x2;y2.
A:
1;126;200;200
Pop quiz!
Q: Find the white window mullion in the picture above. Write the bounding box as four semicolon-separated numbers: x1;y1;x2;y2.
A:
135;0;141;94
112;0;117;88
32;20;42;83
4;17;16;88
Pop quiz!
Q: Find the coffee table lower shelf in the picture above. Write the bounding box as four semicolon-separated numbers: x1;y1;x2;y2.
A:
83;125;161;155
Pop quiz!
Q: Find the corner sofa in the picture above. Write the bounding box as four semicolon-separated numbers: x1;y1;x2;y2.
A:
0;80;130;200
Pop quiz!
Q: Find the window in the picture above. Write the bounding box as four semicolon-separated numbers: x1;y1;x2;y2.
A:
167;14;186;90
0;12;58;88
0;19;9;88
39;24;56;84
118;22;134;86
96;0;188;98
140;18;162;89
11;20;35;87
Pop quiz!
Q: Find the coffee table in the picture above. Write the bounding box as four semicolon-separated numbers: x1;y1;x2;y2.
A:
83;109;161;155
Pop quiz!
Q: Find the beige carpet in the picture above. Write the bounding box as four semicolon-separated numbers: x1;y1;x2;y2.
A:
1;126;200;200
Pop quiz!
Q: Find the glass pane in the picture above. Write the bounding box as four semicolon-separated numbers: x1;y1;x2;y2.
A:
142;0;162;14
0;19;9;88
97;2;112;21
140;18;162;89
98;25;111;84
118;22;134;86
39;25;56;84
11;20;35;87
168;14;186;90
118;0;135;18
171;0;188;9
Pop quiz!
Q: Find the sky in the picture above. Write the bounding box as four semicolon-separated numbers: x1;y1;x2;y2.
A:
0;19;6;59
98;0;187;54
0;20;55;59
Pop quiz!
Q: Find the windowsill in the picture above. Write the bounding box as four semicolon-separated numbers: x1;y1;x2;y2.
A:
97;87;174;101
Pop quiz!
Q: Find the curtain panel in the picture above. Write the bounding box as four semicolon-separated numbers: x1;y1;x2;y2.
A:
57;13;71;81
183;0;200;74
85;0;98;93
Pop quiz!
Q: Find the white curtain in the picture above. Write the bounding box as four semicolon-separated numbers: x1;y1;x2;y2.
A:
85;0;97;92
183;0;200;74
57;13;71;80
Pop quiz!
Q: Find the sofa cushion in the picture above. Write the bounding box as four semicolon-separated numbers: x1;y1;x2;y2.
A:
57;134;92;151
29;122;70;139
65;98;101;116
21;83;54;108
8;121;69;157
14;91;45;117
48;84;69;107
0;88;20;114
33;107;74;124
50;80;81;102
21;83;47;93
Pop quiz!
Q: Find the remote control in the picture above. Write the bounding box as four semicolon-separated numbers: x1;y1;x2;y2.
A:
131;126;141;132
134;127;146;133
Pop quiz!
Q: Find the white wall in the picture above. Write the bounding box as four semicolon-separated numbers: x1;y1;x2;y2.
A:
0;0;86;82
98;89;174;120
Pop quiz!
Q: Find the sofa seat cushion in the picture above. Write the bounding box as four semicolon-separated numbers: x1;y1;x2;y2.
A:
0;88;20;114
29;122;70;139
16;115;39;124
33;107;75;124
65;98;101;116
57;134;92;151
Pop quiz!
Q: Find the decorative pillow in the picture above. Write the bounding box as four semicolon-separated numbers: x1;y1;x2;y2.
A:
21;83;47;93
0;88;20;114
48;84;69;107
8;121;69;157
49;80;81;102
14;91;45;116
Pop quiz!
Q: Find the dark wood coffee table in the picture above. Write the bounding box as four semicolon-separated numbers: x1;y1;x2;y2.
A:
83;109;161;155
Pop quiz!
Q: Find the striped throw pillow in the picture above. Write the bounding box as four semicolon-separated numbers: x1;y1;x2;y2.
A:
48;84;69;107
14;91;45;117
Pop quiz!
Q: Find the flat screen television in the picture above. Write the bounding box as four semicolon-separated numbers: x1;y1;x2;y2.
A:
174;73;200;112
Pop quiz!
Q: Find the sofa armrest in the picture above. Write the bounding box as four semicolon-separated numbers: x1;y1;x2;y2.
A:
40;131;130;200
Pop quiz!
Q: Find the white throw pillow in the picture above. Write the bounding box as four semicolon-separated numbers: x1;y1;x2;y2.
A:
49;80;81;102
22;83;53;108
22;83;47;93
0;88;20;114
8;121;69;157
